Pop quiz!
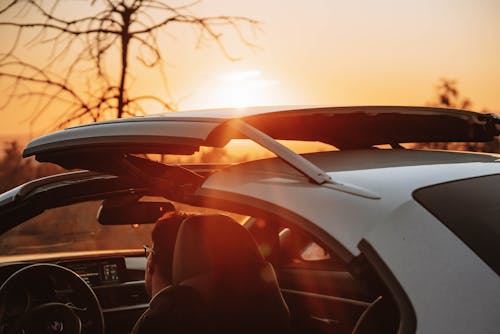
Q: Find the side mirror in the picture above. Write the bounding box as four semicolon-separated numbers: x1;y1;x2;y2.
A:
97;197;175;225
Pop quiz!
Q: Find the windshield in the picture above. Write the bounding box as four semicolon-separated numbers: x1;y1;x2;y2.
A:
0;200;247;260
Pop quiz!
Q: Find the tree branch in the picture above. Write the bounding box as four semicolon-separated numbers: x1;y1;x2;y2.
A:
0;0;259;129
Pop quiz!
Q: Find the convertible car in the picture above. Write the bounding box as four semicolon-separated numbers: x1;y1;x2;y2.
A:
0;106;499;334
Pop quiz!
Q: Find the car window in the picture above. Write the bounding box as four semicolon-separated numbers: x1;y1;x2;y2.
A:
279;227;345;269
413;174;500;276
0;200;248;258
0;201;152;257
300;241;331;261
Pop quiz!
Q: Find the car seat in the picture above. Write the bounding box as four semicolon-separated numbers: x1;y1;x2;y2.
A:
172;214;291;333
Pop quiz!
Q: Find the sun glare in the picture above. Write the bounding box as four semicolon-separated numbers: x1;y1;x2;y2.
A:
218;70;279;108
195;70;280;109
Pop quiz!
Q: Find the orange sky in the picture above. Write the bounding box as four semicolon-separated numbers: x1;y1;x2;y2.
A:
0;0;499;138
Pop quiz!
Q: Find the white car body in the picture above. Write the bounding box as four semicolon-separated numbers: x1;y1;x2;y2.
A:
2;106;500;334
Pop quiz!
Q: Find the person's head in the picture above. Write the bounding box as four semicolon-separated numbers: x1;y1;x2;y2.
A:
145;211;192;297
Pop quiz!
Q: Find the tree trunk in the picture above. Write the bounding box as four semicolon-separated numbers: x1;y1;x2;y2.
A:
117;9;132;119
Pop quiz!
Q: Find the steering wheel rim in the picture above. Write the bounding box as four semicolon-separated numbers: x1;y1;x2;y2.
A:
0;263;104;334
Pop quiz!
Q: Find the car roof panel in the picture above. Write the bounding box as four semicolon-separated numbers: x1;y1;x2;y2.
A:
23;106;500;163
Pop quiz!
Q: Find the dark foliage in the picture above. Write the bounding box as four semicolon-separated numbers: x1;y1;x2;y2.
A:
414;79;499;153
0;141;62;193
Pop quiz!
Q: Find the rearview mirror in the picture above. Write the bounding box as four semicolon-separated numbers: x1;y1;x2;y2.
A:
97;197;175;225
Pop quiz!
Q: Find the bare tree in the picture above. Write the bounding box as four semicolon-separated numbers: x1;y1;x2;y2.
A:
0;0;258;129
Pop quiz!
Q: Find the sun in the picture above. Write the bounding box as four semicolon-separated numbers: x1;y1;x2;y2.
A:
194;70;280;109
218;70;267;108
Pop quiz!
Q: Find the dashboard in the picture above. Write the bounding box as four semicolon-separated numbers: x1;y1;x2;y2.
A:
0;254;149;334
60;258;124;287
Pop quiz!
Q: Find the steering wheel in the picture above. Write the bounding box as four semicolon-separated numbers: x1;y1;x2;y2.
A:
0;263;104;334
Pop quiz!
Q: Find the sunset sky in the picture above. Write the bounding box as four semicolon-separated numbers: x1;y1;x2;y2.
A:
0;0;499;138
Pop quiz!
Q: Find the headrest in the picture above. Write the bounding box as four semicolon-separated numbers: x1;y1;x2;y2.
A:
172;214;291;331
172;214;265;284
